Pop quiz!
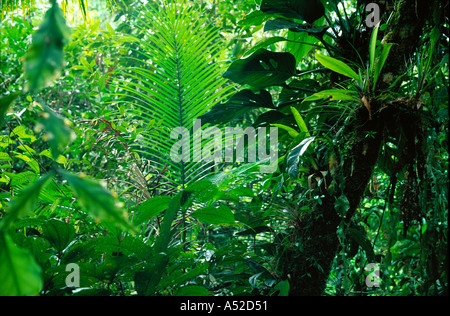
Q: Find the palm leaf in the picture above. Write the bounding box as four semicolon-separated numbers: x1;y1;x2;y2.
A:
114;0;234;189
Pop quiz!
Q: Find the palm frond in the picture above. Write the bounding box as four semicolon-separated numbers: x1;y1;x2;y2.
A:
114;0;234;189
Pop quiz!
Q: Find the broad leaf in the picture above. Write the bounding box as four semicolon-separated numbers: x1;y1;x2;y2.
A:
347;227;375;262
135;253;169;296
264;18;328;34
237;10;274;27
38;103;75;160
315;53;359;81
0;232;42;296
158;261;210;291
260;0;325;24
42;218;75;253
199;89;274;125
274;280;290;296
181;179;218;209
62;236;152;264
243;36;288;57
303;89;359;102
286;136;315;178
132;196;172;225
216;186;255;203
191;205;235;225
24;0;71;91
334;194;350;217
224;48;296;88
286;31;319;67
279;79;320;104
61;171;136;234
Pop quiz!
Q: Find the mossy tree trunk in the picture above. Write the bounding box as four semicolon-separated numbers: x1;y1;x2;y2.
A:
284;0;446;295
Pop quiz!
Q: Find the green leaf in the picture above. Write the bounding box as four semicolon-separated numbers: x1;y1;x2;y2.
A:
0;232;42;296
182;180;218;209
421;218;427;234
347;227;375;262
27;158;40;174
315;53;359;81
199;89;274;125
279;79;320;103
154;192;183;254
0;93;20;129
42;218;75;253
303;89;359;102
271;123;299;138
175;285;210;296
217;186;255;202
286;30;319;66
334;194;350;217
38;103;75;160
10;125;36;143
260;0;325;24
369;22;380;76
134;261;165;296
17;144;36;155
133;195;172;225
0;152;12;161
290;106;310;137
24;1;71;91
224;48;296;88
191;205;235;225
244;36;288;57
1;174;52;230
61;171;136;234
274;280;290;296
2;171;37;186
238;10;274;27
286;136;315;178
63;236;151;263
160;261;210;290
373;43;394;89
264;18;328;34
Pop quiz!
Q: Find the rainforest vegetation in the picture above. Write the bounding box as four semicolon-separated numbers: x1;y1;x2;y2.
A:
0;0;448;296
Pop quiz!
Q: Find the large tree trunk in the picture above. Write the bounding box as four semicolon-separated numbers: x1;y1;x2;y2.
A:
284;104;384;296
284;0;445;295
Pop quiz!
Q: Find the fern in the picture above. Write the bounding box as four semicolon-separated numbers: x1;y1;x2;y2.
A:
115;0;234;189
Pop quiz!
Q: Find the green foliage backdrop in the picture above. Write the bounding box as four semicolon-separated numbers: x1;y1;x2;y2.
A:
0;0;448;297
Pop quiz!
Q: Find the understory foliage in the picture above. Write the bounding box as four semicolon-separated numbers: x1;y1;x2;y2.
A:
0;0;448;296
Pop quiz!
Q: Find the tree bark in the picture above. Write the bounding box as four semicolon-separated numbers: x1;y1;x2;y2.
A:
284;104;384;296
